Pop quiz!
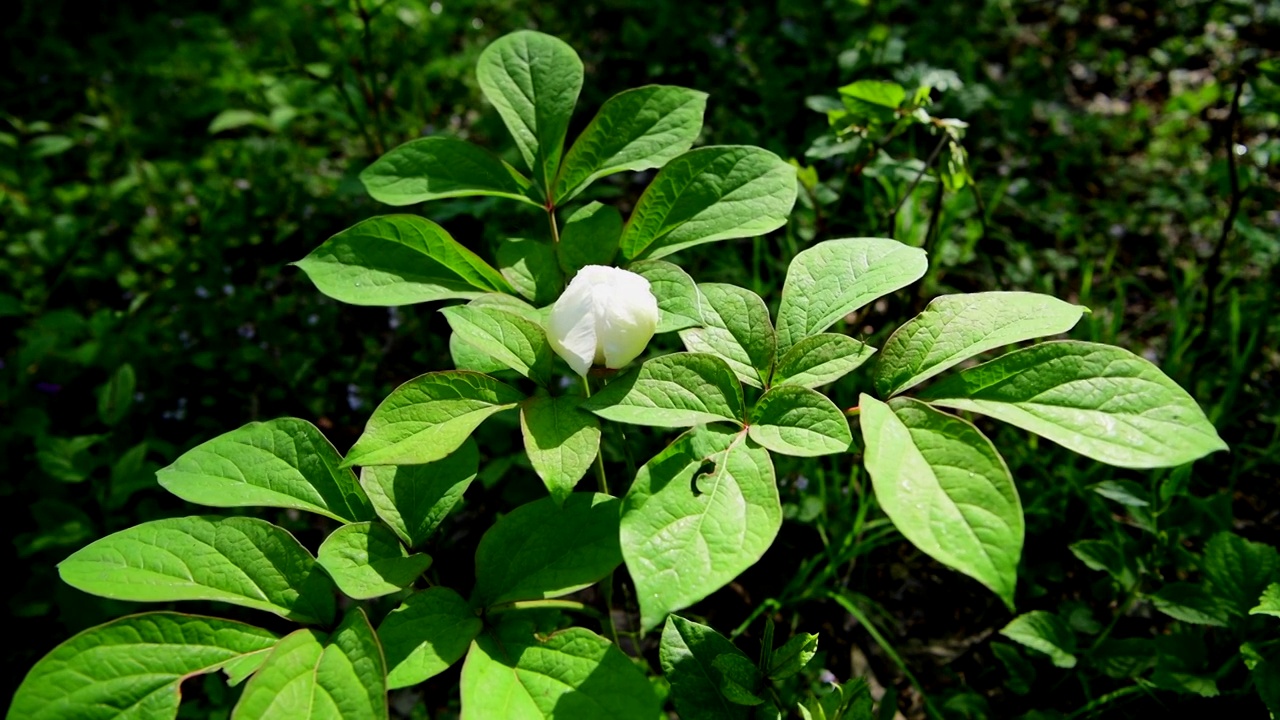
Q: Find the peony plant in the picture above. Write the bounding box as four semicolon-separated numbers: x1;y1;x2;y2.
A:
10;31;1227;720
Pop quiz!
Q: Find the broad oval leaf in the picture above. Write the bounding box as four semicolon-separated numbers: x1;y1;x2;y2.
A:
554;85;708;203
628;259;703;333
360;135;538;206
440;304;553;385
619;146;798;261
360;439;478;549
918;341;1228;468
295;215;512;306
659;615;753;720
59;516;336;624
317;522;432;600
875;291;1085;397
621;426;781;631
379;587;482;689
748;385;851;457
460;618;658;720
772;333;876;389
1150;583;1231;626
477;30;582;192
1203;532;1280;617
999;611;1077;669
472;493;622;607
233;609;387;720
559;202;622;274
345;371;524;467
859;395;1023;608
497;237;563;305
520;394;602;505
774;237;927;354
10;612;279;720
679;283;775;388
157;418;373;524
581;352;744;428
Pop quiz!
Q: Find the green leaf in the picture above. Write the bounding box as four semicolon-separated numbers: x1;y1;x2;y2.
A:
1090;479;1151;507
679;283;775;388
379;587;482;689
317;522;432;600
712;654;764;705
295;215;513;306
97;363;136;426
460;617;658;720
10;612;278;720
157;418;374;523
874;292;1085;396
1251;583;1280;618
774;238;927;354
472;493;622;607
859;395;1022;608
990;642;1036;694
1151;583;1231;626
554;85;707;203
345;371;524;467
559;202;622;274
497;237;563;306
618;146;798;261
772;333;876;389
450;332;510;374
1090;638;1156;679
768;633;819;680
36;434;105;483
749;385;852;457
1203;532;1280;617
919;341;1229;468
659;615;752;720
440;304;553;385
999;611;1077;668
628;259;703;333
233;609;387;720
477;30;583;193
360;136;538;206
838;80;907;109
581;352;744;428
520;394;602;504
59;516;336;624
1070;539;1135;587
622;426;780;630
360;439;478;549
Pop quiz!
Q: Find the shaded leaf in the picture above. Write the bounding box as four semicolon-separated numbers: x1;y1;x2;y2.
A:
520;394;602;504
380;587;482;689
317;522;432;600
360;439;478;549
361;136;538;206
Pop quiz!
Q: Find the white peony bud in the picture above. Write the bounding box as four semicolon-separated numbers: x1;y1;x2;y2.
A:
546;265;660;377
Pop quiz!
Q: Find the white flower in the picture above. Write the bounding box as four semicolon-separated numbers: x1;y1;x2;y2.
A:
546;265;660;377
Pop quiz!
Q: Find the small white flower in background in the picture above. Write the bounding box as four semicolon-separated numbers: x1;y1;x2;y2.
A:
547;265;659;378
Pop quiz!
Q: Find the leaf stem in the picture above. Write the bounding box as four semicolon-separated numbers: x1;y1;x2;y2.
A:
547;205;561;244
581;376;609;495
486;598;604;620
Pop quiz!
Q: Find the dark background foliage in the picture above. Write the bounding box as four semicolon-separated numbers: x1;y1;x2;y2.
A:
2;0;1277;716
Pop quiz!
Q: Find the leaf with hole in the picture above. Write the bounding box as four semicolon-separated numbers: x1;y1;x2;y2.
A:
749;385;851;457
380;587;482;689
158;418;373;523
360;439;478;549
679;283;774;388
295;215;512;306
472;493;622;607
477;30;582;192
859;395;1022;608
233;609;387;719
59;516;335;624
775;237;927;354
520;394;601;504
874;292;1085;396
581;352;743;428
345;371;524;467
619;146;797;261
622;426;780;630
361;136;538;206
317;522;431;600
920;341;1228;468
555;85;707;203
10;612;279;720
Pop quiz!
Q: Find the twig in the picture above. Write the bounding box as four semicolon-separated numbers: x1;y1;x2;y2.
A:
887;134;949;239
1201;73;1246;338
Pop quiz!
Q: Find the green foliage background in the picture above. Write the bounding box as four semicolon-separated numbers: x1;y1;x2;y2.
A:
2;0;1277;716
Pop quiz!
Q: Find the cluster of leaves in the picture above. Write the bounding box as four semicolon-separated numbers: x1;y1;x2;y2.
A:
10;29;1238;720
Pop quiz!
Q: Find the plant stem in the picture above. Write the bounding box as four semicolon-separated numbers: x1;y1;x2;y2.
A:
828;590;944;720
577;375;621;649
581;376;609;495
1201;72;1246;343
547;205;561;244
887;133;949;238
486;598;604;620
